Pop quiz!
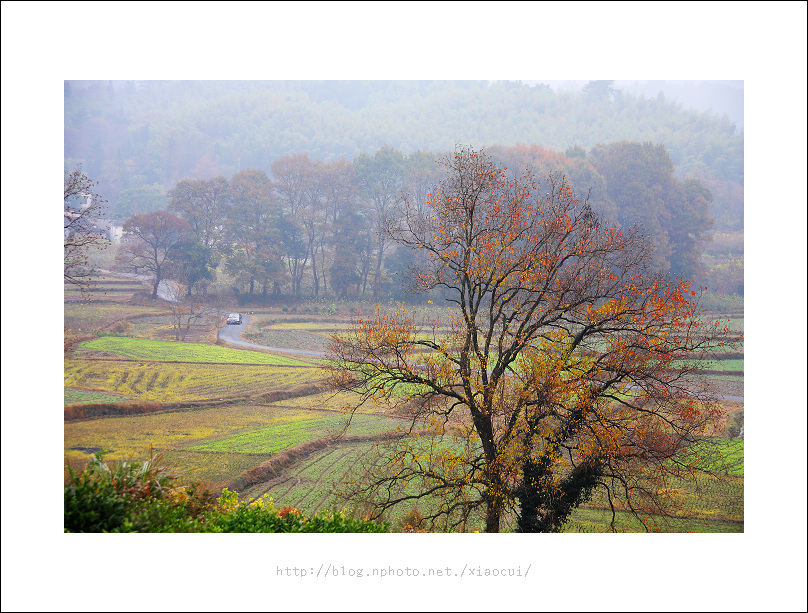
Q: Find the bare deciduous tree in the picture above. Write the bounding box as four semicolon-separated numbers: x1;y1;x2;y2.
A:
118;210;192;299
64;165;109;292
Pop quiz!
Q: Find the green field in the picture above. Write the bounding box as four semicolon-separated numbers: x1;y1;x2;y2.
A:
240;441;377;514
78;336;313;366
65;302;165;331
64;388;132;405
703;358;744;371
190;412;403;454
692;438;744;476
64;403;401;485
238;438;744;532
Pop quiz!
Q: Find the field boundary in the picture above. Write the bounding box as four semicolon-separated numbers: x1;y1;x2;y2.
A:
222;432;406;493
699;369;743;377
64;398;240;421
64;382;330;422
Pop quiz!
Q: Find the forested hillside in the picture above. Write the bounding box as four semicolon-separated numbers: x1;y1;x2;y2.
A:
64;80;743;232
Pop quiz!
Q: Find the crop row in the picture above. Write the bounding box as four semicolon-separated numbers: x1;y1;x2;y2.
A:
64;275;146;292
245;328;329;352
691;438;744;476
78;336;313;366
238;432;743;532
64;359;320;402
562;501;744;533
670;358;744;372
241;442;375;510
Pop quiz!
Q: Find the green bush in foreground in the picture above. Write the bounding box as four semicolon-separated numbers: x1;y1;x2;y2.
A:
64;453;388;533
211;490;387;533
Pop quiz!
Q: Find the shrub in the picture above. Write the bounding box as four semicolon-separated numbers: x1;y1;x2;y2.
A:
64;464;131;532
64;450;208;532
398;509;428;533
111;320;132;335
64;453;388;533
208;497;388;533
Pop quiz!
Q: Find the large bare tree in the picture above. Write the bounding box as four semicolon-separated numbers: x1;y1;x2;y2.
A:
328;147;731;533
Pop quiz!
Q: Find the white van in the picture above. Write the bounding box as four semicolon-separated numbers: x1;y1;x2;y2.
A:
226;313;242;325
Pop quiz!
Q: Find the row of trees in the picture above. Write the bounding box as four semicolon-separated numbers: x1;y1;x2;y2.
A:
117;146;443;301
115;143;717;302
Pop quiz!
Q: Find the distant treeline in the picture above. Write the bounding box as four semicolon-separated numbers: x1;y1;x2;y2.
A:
64;80;743;231
114;142;719;302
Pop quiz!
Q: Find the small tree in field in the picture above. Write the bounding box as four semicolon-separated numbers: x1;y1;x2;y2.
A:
161;280;214;342
327;147;730;533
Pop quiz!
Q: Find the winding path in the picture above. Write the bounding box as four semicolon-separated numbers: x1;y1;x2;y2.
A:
217;315;327;357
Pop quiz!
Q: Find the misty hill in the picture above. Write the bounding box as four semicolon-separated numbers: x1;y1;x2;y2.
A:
64;80;743;227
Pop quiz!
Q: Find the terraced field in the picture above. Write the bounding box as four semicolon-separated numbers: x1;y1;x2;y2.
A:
63;281;744;532
64;301;165;331
65;404;333;464
240;441;378;514
64;360;322;402
64;273;148;303
270;390;409;414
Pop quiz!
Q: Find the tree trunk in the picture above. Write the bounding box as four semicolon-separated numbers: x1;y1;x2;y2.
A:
484;495;502;533
372;248;384;298
312;255;320;298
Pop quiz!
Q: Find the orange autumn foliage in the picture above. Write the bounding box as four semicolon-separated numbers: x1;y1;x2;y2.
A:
327;147;731;533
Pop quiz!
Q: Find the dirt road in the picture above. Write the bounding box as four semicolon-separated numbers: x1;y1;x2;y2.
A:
217;315;327;357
